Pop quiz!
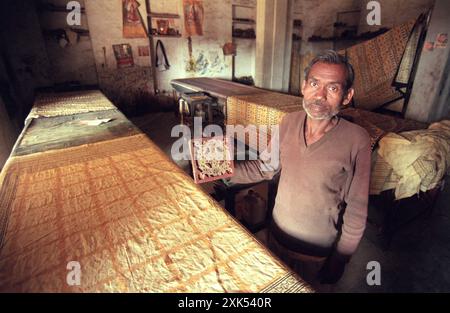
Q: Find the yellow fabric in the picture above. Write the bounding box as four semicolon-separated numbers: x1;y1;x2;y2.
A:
369;151;399;195
0;134;311;292
372;120;450;199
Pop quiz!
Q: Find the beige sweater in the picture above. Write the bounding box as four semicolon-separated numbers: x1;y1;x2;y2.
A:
231;110;371;256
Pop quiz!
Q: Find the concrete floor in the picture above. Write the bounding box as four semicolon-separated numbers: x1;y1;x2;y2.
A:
131;111;450;293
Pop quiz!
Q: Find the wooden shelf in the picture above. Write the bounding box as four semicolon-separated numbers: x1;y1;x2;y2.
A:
153;33;182;38
308;28;390;42
232;36;255;40
148;13;180;19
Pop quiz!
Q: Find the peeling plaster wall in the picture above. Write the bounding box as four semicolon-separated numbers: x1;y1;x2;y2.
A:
85;0;235;100
37;0;98;86
0;0;52;124
84;0;153;110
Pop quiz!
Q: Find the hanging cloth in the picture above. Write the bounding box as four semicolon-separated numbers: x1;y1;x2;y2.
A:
155;40;170;71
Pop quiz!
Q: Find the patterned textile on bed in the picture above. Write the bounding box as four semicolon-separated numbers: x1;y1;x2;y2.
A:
28;90;116;120
342;19;416;110
370;120;450;199
339;107;428;150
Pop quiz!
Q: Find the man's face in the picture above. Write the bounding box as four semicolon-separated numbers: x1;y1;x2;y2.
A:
301;62;354;120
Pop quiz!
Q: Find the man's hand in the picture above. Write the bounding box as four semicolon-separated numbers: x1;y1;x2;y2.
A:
318;251;349;284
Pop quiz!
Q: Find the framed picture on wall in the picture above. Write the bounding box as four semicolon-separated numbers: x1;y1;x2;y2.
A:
156;19;169;35
112;44;134;68
138;45;150;57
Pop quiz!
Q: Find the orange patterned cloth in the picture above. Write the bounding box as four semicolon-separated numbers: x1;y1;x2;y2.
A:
0;134;311;292
339;107;427;150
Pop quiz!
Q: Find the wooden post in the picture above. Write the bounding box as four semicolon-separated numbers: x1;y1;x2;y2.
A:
232;55;235;81
144;0;159;94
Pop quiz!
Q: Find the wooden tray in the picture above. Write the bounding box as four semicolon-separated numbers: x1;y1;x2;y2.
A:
189;136;234;184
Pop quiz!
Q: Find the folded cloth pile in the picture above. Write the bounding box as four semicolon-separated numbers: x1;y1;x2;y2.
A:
371;120;450;200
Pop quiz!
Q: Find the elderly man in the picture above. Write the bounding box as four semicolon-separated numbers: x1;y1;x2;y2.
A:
229;50;371;290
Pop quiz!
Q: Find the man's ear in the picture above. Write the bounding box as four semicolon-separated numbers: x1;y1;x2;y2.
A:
342;88;354;107
301;79;306;94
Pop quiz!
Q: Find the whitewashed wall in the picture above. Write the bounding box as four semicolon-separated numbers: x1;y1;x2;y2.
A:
85;0;240;94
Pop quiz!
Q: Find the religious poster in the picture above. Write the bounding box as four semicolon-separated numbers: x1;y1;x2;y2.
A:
183;0;204;36
123;0;147;38
113;44;134;68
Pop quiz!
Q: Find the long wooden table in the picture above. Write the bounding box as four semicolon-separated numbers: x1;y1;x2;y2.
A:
171;78;267;101
0;90;312;292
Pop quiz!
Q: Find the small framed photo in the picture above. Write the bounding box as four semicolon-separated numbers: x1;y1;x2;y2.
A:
112;43;134;68
189;136;234;184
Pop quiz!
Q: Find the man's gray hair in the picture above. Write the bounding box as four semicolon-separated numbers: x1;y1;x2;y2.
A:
304;50;355;91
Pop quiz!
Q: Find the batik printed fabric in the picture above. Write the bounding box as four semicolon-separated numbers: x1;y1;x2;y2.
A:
342;19;416;110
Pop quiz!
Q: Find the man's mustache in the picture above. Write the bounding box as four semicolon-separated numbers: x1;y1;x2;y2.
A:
306;100;326;106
